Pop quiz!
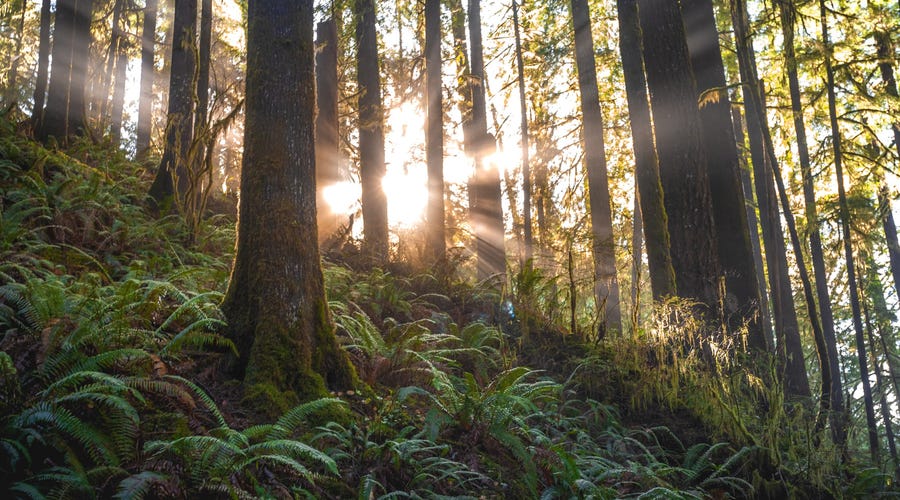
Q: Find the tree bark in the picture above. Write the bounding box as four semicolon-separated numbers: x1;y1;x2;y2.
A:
571;0;621;337
196;0;212;130
616;0;676;301
820;0;879;463
468;0;506;280
777;0;841;402
355;0;389;264
636;0;721;319
424;0;445;264
222;0;355;413
512;0;533;263
109;30;128;144
4;0;27;105
731;106;772;348
315;18;342;243
682;0;763;350
30;0;52;130
875;31;900;301
39;0;93;143
99;0;124;123
149;0;197;207
136;0;158;159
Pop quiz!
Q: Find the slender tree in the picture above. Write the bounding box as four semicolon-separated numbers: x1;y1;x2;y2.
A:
616;0;676;301
731;0;833;429
820;0;879;462
315;18;342;242
30;0;52;130
512;0;533;262
355;0;389;263
136;0;158;159
682;0;763;350
109;34;128;143
4;0;27;104
148;0;197;207
468;0;506;280
424;0;445;263
571;0;621;336
636;0;721;318
99;0;125;123
731;106;773;345
875;30;900;300
221;0;355;411
197;0;212;130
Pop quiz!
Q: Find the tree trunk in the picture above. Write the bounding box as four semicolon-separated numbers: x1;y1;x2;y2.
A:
109;32;128;144
731;106;773;348
468;0;506;280
196;0;212;130
730;0;813;400
424;0;445;264
636;0;721;320
632;178;643;334
355;0;389;264
682;0;763;350
148;0;196;207
778;0;841;403
99;0;124;124
39;0;76;141
571;0;621;337
315;18;342;243
30;0;52;130
875;31;900;301
863;295;898;471
4;0;27;105
512;0;533;263
616;0;676;301
67;0;92;138
136;0;158;159
221;0;355;415
820;0;880;463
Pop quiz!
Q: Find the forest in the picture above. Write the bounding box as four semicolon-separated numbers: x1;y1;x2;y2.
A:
0;0;898;497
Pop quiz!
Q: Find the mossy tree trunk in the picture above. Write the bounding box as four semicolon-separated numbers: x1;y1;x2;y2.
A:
875;30;900;301
355;0;389;264
636;0;721;319
682;0;764;350
149;0;196;207
616;0;676;301
222;0;355;414
571;0;621;337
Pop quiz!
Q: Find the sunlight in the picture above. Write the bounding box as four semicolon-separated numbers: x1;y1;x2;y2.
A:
323;181;361;216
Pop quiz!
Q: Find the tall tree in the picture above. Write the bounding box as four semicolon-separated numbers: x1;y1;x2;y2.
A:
636;0;721;318
148;0;197;207
682;0;764;350
468;0;506;280
777;0;837;399
99;0;125;123
221;0;355;411
109;33;128;144
38;0;94;142
731;106;773;346
4;0;27;104
571;0;621;336
820;0;879;463
731;0;832;427
30;0;52;130
424;0;445;263
512;0;533;262
315;18;342;242
136;0;159;159
196;0;212;130
616;0;676;301
875;30;900;301
355;0;389;263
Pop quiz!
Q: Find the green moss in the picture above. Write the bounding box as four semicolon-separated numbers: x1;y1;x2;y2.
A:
243;383;299;420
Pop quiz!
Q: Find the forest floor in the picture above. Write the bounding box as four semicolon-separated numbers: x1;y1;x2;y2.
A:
0;118;890;498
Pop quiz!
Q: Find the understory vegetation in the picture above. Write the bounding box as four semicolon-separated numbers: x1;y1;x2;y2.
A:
0;117;894;498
